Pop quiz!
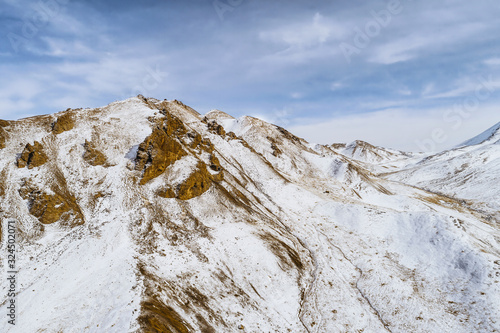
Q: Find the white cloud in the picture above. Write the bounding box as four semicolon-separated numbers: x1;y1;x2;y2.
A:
259;13;344;47
288;105;500;152
484;58;500;66
424;74;500;99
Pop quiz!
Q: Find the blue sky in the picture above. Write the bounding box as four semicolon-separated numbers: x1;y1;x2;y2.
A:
1;0;499;151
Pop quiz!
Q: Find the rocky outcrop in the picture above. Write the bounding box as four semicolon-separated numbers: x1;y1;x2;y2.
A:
136;128;187;185
136;113;189;185
0;127;7;149
157;161;223;200
52;112;75;134
267;136;283;157
163;111;187;137
83;140;107;166
19;181;84;226
0;119;8;149
177;162;214;200
136;111;224;198
17;141;48;169
207;120;226;136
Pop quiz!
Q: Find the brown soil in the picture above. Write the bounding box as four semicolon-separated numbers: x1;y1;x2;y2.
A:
139;299;192;333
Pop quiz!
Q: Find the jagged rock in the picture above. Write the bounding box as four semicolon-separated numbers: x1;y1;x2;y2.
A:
275;125;302;144
200;138;214;153
52;112;75;134
227;131;237;140
83;140;107;166
207;121;226;136
163;111;187;137
19;181;84;226
0;119;10;127
187;132;202;149
136;127;187;185
17;141;48;169
209;154;222;172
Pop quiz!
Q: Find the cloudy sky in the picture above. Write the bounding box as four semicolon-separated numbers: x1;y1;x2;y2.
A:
1;0;499;151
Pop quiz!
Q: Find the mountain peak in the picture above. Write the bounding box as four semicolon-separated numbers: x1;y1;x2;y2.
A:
1;97;499;333
458;121;500;147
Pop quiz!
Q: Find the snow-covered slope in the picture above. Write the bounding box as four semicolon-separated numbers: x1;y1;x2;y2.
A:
0;97;499;333
458;121;500;147
385;123;500;217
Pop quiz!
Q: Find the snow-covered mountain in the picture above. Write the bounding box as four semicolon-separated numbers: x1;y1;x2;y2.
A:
384;122;500;218
0;96;499;333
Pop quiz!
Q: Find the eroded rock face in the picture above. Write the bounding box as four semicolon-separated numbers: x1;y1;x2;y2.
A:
135;127;188;185
135;111;224;199
19;181;84;226
177;162;214;200
17;141;48;169
52;112;75;134
83;140;107;166
157;161;223;200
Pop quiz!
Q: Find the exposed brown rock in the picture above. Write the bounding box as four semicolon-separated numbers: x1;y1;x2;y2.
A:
276;125;302;144
0;119;10;127
187;132;202;149
19;181;84;226
177;162;213;200
267;136;283;157
200;138;214;153
330;143;347;150
208;154;224;182
0;127;7;149
83;140;107;166
136;127;187;185
163;111;187;137
157;187;176;198
17;141;48;169
226;131;237;140
207;121;226;136
0;169;6;197
209;154;222;173
52;112;75;134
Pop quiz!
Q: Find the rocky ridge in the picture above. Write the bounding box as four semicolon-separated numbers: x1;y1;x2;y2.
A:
0;96;498;333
